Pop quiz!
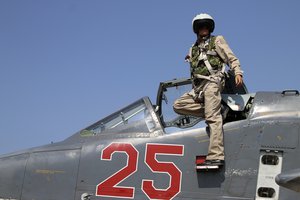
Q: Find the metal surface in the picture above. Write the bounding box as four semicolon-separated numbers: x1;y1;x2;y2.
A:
0;78;300;199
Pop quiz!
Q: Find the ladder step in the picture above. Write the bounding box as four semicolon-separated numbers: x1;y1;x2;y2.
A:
196;165;219;170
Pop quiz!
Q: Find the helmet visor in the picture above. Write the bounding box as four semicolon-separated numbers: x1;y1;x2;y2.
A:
193;19;214;33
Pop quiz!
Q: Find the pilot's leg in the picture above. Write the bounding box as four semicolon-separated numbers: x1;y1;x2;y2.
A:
173;91;204;118
204;82;224;163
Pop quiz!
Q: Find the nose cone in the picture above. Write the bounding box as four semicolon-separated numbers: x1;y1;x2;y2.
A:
0;153;29;199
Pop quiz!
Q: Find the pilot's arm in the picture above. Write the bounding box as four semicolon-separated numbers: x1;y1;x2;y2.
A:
214;35;244;87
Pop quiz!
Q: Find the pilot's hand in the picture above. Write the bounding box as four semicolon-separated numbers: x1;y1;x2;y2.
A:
235;74;243;87
185;55;190;62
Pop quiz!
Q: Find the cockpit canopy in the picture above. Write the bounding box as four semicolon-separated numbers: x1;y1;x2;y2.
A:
68;71;254;140
75;97;163;138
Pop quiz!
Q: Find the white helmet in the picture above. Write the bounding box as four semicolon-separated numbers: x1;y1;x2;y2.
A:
192;13;215;34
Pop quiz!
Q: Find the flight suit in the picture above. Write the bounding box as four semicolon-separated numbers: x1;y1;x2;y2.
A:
173;35;243;161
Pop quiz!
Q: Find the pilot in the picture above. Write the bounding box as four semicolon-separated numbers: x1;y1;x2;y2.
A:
173;13;244;167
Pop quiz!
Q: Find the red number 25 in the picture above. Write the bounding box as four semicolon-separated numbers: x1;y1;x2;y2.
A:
96;143;184;199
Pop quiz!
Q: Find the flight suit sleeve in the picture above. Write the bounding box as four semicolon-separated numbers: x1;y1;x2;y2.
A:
214;35;243;76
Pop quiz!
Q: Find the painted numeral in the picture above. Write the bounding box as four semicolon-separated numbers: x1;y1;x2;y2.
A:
96;143;184;199
96;142;138;198
142;143;184;200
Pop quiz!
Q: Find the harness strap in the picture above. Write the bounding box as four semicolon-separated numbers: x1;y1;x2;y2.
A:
188;47;192;58
198;52;216;75
207;50;217;56
194;63;226;84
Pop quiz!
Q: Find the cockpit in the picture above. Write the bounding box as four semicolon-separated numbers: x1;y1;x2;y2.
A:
72;71;254;139
155;71;254;133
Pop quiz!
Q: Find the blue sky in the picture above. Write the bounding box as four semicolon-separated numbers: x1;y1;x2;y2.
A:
1;0;300;154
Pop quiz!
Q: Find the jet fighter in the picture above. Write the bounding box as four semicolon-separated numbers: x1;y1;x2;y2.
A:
1;72;300;200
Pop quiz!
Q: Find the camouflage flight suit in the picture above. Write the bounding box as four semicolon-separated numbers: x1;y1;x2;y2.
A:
173;35;243;161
